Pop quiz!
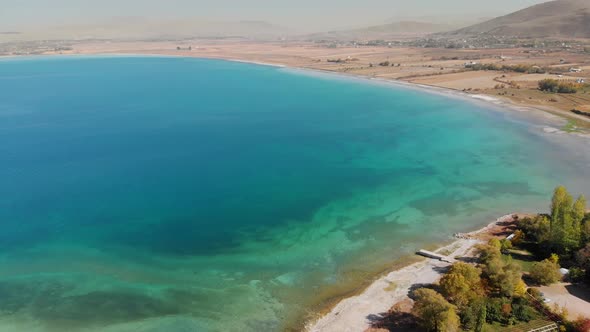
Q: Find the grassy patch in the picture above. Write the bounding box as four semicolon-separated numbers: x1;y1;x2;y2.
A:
502;249;536;272
562;119;579;133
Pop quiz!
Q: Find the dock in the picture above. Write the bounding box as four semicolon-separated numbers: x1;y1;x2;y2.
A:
416;249;455;263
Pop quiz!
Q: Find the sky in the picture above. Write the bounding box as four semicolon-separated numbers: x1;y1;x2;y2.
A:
2;0;549;32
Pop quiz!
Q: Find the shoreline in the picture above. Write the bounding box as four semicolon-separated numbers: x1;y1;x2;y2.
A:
306;214;515;332
4;51;586;132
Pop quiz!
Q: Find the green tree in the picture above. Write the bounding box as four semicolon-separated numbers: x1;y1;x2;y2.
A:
441;308;460;332
529;259;561;285
475;303;486;332
496;258;523;297
550;186;575;253
520;215;551;243
439;262;483;307
488;238;501;250
583;218;590;244
412;288;460;332
475;242;502;265
513;303;536;322
572;195;586;247
460;298;486;330
477;245;523;297
500;239;513;252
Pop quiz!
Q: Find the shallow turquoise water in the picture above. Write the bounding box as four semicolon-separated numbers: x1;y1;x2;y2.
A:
0;56;587;331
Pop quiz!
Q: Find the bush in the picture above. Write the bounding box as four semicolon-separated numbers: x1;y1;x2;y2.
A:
539;79;560;92
568;267;585;282
379;61;390;67
485;298;504;323
529;259;561;285
485;298;514;325
500;239;513;252
512;303;536;322
557;82;578;93
572;317;590;332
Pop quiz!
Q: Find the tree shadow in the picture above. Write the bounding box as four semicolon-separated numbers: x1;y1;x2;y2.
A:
408;283;438;299
456;256;479;264
367;311;419;331
564;283;590;303
431;265;451;274
507;251;537;263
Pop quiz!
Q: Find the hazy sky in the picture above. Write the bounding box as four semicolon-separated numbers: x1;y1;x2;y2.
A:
2;0;549;31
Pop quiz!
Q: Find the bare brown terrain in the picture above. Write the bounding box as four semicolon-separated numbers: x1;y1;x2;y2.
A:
445;0;590;38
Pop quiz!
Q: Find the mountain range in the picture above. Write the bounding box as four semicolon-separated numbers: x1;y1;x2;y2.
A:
444;0;590;38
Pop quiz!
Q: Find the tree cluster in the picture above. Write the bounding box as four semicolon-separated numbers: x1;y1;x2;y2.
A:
467;63;546;74
519;186;589;282
538;79;579;94
411;186;589;331
412;244;536;331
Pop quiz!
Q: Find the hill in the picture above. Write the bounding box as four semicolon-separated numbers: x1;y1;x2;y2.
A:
307;21;460;41
444;0;590;38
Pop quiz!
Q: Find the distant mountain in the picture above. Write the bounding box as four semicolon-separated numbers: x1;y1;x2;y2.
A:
306;21;459;41
3;18;291;41
444;0;590;38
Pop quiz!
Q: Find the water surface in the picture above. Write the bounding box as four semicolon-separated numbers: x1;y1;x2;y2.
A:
0;56;588;331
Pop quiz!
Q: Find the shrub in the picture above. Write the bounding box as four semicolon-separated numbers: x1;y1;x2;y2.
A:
557;82;578;93
486;298;514;325
572;317;590;332
379;61;390;66
568;267;585;282
512;303;536;322
485;298;504;323
529;259;561;285
539;79;559;92
500;239;513;252
460;299;486;330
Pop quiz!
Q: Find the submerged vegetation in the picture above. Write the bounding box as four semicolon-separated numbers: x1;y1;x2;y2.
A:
410;186;590;332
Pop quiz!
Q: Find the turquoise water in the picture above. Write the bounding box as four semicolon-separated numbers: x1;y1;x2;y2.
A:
0;56;587;331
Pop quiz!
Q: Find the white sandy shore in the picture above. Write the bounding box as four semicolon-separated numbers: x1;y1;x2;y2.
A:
306;215;515;332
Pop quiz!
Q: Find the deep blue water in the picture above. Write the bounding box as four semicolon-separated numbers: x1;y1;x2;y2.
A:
0;56;587;331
